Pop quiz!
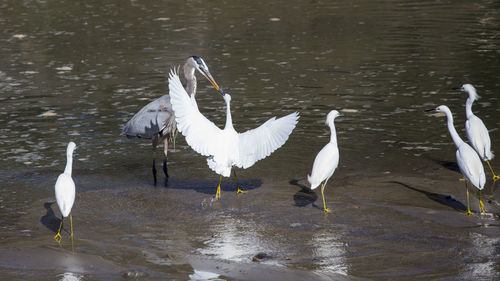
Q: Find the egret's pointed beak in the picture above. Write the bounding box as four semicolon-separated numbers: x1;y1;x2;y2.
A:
338;113;344;117
425;108;436;112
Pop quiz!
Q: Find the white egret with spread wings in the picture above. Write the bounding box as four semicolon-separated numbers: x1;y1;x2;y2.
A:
168;69;299;199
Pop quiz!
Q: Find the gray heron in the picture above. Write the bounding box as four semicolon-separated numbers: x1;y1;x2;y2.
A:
121;56;221;184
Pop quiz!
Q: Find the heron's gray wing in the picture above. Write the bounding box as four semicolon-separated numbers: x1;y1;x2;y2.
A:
121;95;175;139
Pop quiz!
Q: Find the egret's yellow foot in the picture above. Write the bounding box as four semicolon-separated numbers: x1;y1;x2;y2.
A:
215;176;222;200
479;199;487;215
486;161;500;182
459;178;465;181
54;232;62;244
465;189;475;216
323;207;331;213
54;219;63;244
215;185;221;200
237;187;247;194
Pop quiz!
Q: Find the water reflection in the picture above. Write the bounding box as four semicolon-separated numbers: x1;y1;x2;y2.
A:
460;231;500;279
198;215;265;263
310;227;348;275
58;272;83;281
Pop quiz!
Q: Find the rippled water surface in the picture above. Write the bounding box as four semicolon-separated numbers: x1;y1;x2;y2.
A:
1;0;499;280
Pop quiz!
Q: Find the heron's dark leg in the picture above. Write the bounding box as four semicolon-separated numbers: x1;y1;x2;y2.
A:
234;170;247;194
162;137;169;178
152;135;159;185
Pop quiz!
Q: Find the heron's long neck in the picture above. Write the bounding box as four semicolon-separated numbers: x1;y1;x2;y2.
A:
224;99;234;130
465;97;474;119
64;152;73;175
329;122;338;144
445;111;463;148
184;66;197;97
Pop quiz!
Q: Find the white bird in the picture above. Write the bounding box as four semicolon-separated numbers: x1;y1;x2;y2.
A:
427;105;486;215
54;142;76;244
459;84;499;181
168;69;299;199
307;110;342;213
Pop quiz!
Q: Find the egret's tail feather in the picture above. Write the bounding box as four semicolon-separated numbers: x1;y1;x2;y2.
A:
307;174;320;190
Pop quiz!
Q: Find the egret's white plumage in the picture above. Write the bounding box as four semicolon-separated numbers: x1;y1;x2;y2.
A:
54;142;76;244
307;110;342;213
168;69;299;198
460;84;498;181
430;105;486;215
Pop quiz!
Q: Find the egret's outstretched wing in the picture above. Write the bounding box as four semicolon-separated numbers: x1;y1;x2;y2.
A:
168;69;222;156
236;112;299;169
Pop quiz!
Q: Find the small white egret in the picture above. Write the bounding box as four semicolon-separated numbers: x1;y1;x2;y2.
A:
54;142;76;244
458;84;499;181
426;105;486;215
121;56;221;185
168;69;299;199
307;110;342;213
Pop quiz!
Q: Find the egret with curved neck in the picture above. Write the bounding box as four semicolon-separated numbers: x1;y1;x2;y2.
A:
427;105;486;215
307;110;342;213
459;84;498;181
54;142;77;246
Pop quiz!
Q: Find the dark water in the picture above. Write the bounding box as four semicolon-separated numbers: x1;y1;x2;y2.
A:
1;0;499;280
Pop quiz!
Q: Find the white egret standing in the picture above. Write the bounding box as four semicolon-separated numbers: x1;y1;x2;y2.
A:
459;84;499;181
307;110;342;213
426;105;486;215
121;56;221;184
168;69;299;199
54;142;76;244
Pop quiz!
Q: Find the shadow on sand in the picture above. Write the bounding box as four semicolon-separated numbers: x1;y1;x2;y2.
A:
428;157;461;174
165;177;263;195
390;181;468;212
40;202;61;234
289;179;321;210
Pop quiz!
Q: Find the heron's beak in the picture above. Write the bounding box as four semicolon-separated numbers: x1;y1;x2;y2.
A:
338;113;344;117
425;108;436;112
199;67;221;92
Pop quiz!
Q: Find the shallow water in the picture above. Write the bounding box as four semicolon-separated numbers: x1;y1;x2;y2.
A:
1;0;499;280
